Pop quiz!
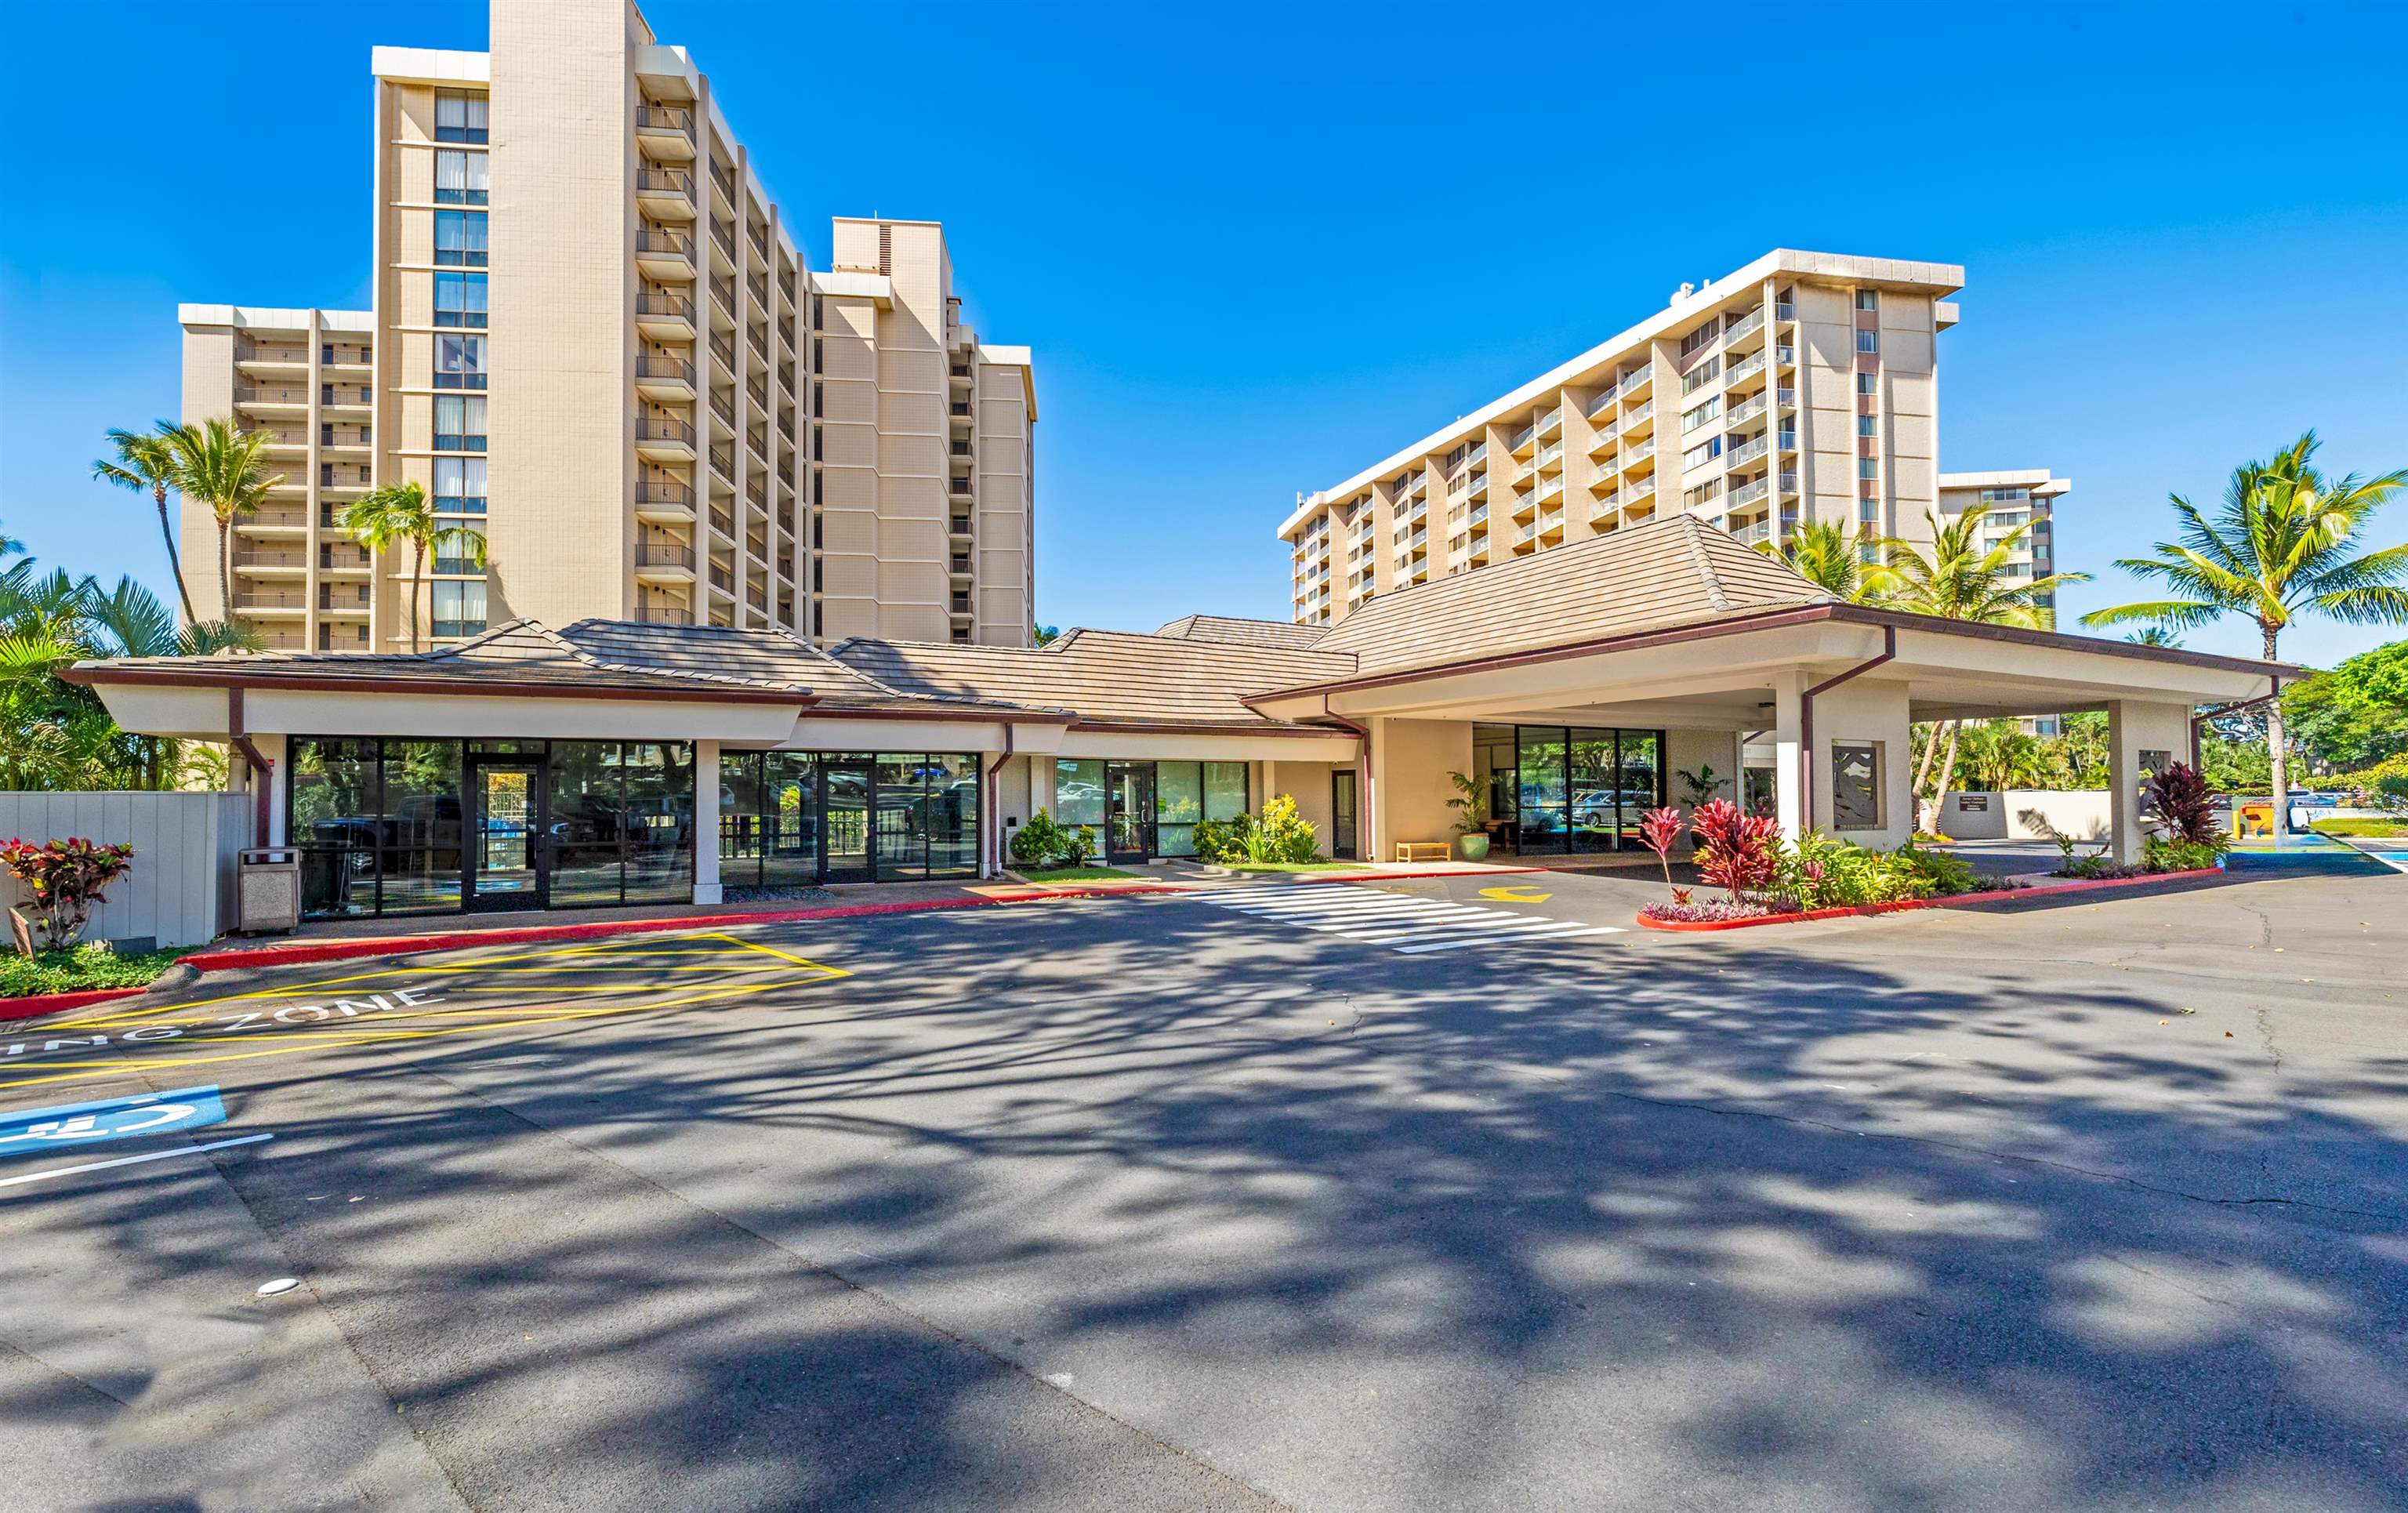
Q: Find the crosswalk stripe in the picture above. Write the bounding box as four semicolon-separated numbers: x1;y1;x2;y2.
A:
1394;923;1624;954
1355;913;1572;945
1224;900;1445;922
1212;890;1422;910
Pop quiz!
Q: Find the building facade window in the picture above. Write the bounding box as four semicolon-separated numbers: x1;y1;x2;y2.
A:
433;457;488;513
433;394;488;452
430;580;488;637
1858;414;1878;437
434;272;488;328
1855;329;1880;354
434;90;489;143
435;333;487;388
1857;372;1877;394
1831;742;1881;830
1855;288;1880;311
434;148;489;204
434;209;488;267
1503;726;1665;854
1681;396;1722;433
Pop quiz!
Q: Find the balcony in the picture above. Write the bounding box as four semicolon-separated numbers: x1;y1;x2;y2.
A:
1723;350;1765;389
1621;440;1657;474
1585;386;1618;420
634;104;697;161
949;554;973;577
634;416;697;463
1620;401;1655;441
230;587;307;615
1776;386;1797;412
1509;422;1538;456
639;605;691;626
1724;394;1768;430
635;355;696;403
746;373;768;409
635;227;696;282
709;331;735;372
708;442;734;481
1723;308;1766;351
709;390;734;428
1728;477;1771;510
708;158;734;204
1536;405;1564;439
949;515;974;538
635;481;695;524
232;550;307;575
1536;476;1564;503
1535;440;1563;470
1626;477;1658;505
1619;364;1653;399
635;290;697;342
1724;435;1769;470
636;167;697;221
238;509;310;535
635;543;696;580
745;270;768;310
234;346;308;376
234;384;310;415
708;506;734;542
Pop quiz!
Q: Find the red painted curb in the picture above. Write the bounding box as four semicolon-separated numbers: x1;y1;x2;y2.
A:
1634;867;2225;932
0;985;151;1021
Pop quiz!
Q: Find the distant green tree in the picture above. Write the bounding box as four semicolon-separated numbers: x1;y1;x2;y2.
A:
2283;637;2408;775
1755;521;1894;602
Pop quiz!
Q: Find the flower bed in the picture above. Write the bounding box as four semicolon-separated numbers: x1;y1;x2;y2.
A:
1637;867;2221;932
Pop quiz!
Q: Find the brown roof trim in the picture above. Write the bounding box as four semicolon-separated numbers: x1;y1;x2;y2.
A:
1245;603;2297;705
61;666;818;707
1061;718;1355;737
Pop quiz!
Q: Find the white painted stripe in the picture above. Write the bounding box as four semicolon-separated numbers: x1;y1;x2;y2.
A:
1394;924;1624;953
1352;913;1568;945
0;1134;274;1192
1289;911;1495;934
1223;896;1446;919
1224;901;1446;923
1213;891;1420;912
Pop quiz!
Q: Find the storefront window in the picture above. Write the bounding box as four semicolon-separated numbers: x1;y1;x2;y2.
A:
1616;731;1661;847
622;743;694;902
1517;729;1568;852
1155;762;1203;857
379;741;463;914
291;738;380;918
1507;726;1665;852
926;753;981;875
1054;758;1107;854
548;741;628;908
1568;729;1616;853
760;751;818;887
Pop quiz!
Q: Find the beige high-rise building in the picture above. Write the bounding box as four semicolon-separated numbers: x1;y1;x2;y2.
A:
1938;469;2073;618
183;0;1034;653
1281;250;1963;627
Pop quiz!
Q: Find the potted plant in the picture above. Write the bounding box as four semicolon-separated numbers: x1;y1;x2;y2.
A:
1445;771;1490;860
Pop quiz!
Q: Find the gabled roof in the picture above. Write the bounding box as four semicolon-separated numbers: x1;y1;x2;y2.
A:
1296;514;1830;680
828;629;1355;730
1152;613;1331;651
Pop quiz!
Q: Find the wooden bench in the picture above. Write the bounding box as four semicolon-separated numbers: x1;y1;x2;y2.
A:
1394;842;1452;864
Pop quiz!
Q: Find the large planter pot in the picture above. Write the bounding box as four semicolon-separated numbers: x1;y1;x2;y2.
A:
1457;833;1491;861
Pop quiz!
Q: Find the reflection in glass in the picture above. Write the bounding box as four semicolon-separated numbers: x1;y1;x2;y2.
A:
1568;729;1616;853
875;756;927;881
926;753;981;876
822;764;872;882
1617;731;1662;845
1517;727;1568;852
1155;761;1202;858
1054;758;1107;859
761;752;818;887
546;742;623;907
623;742;693;902
292;738;378;919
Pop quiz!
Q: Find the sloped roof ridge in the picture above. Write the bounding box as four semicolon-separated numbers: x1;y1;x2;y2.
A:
1677;515;1736;613
551;617;820;694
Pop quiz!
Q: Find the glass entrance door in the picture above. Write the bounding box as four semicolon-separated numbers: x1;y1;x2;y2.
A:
1331;771;1359;860
1105;762;1155;864
469;762;545;911
821;761;873;883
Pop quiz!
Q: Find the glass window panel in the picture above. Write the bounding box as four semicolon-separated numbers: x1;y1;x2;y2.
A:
1516;727;1568;852
1202;762;1249;821
433;209;488;266
434;148;489;204
1156;763;1202;824
1568;729;1617;853
926;753;980;876
1054;759;1107;827
433;455;488;513
380;741;464;910
546;741;626;907
622;742;694;902
435;333;487;387
717;750;765;889
761;751;818;888
876;755;929;880
1616;731;1663;847
1155;823;1196;858
290;738;379;920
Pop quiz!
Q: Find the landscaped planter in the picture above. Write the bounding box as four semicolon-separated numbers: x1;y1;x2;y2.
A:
1635;867;2225;932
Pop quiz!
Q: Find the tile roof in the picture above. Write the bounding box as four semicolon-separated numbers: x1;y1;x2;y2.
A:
1151;613;1331;650
1293;514;1831;680
828;630;1356;728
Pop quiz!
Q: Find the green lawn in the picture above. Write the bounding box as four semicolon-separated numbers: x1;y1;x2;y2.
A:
1;942;202;1002
2312;818;2408;837
1015;865;1142;882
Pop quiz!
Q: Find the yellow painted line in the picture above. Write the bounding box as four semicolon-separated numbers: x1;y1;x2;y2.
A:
1478;885;1554;903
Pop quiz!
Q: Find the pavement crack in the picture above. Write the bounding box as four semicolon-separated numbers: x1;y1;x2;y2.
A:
2;1337;132;1409
2255;1007;2283;1073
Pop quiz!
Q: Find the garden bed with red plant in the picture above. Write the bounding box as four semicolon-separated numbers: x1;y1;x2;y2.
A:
1636;867;2224;931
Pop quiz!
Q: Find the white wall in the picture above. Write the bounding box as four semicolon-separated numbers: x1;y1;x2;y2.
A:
0;791;248;949
1940;790;2115;841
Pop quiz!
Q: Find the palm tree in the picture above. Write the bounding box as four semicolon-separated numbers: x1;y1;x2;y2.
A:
2081;430;2407;824
341;482;451;651
1882;503;2094;826
165;419;282;619
2124;625;2185;648
1032;623;1061;648
1755;519;1894;602
94;422;199;624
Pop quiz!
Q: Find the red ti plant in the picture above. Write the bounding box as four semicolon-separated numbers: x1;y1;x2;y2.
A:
1688;798;1781;903
2145;762;2218;845
0;836;136;952
1637;806;1685;896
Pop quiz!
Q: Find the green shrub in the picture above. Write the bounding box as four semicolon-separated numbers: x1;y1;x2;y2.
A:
1891;840;1982;896
0;942;198;1001
2142;836;2225;873
1192;815;1252;865
1195;796;1320;866
1008;809;1094;870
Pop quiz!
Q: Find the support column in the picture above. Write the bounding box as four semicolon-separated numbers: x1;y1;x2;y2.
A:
693;739;722;905
1770;673;1806;840
2107;700;2192;866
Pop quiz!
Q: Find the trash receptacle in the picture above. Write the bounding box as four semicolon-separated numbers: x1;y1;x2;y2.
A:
238;847;301;934
2235;801;2275;839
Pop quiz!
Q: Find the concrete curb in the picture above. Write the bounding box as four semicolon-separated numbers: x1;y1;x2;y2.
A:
0;884;1184;1025
1634;867;2226;932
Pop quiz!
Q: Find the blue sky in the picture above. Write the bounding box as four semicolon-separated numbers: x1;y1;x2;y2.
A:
5;0;2406;669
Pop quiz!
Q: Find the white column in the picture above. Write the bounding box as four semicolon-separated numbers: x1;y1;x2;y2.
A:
2106;700;2192;866
693;739;722;905
1262;760;1280;805
1770;673;1807;840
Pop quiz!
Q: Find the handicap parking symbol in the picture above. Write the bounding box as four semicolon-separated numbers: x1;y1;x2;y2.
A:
0;1086;228;1159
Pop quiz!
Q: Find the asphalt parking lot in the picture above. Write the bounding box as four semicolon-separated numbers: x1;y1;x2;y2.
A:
4;866;2406;1511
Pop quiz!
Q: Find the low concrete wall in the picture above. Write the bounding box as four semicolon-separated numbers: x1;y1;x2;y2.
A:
0;791;248;949
1941;789;2114;841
